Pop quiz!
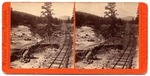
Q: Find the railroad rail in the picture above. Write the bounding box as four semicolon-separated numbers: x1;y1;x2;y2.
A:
111;32;136;69
48;30;72;68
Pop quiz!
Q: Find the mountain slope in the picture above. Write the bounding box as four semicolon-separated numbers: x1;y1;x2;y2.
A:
121;16;135;21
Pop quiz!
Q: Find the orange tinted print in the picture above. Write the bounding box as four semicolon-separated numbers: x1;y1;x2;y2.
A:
2;2;11;73
138;2;148;74
2;2;147;74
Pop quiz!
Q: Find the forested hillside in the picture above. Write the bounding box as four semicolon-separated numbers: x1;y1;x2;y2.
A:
75;11;138;38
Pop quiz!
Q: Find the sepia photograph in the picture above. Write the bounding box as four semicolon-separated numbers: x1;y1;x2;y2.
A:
10;2;74;68
75;2;139;69
1;1;148;74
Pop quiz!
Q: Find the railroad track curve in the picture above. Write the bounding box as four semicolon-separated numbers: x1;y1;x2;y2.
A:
48;30;72;68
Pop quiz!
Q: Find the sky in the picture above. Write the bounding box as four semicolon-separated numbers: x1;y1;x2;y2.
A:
76;2;138;18
11;2;74;18
11;2;138;18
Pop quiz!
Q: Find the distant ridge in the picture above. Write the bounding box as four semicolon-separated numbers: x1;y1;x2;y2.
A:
58;16;70;20
121;16;135;21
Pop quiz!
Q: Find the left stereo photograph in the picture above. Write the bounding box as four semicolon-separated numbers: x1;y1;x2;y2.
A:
10;2;74;69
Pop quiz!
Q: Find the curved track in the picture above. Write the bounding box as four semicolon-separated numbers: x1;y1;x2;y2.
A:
48;31;72;68
111;32;136;69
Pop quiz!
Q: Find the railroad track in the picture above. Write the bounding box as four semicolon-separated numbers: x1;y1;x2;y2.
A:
48;31;72;68
111;34;136;69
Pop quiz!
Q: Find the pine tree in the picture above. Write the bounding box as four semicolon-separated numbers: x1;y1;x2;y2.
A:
41;2;55;37
104;2;118;37
135;10;139;24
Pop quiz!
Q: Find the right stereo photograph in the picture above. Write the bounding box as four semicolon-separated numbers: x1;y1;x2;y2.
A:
75;2;139;69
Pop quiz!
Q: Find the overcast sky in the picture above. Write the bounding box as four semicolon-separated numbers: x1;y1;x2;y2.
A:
76;2;138;18
11;2;74;18
11;2;138;18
